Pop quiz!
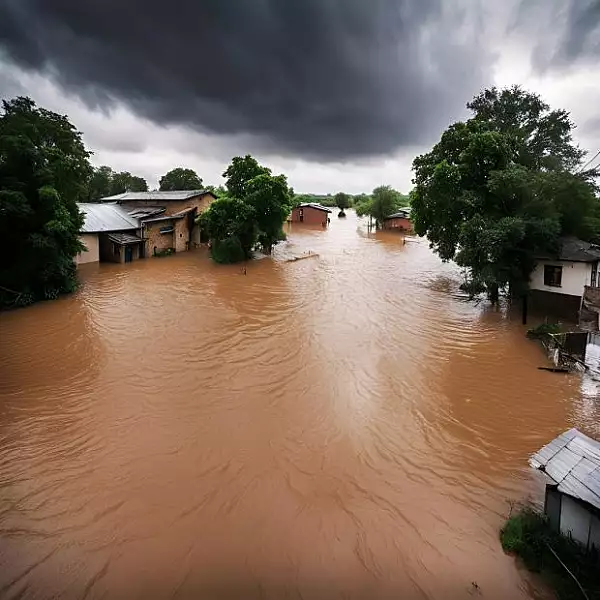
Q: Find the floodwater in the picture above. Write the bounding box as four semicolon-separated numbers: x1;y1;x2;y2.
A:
1;211;598;600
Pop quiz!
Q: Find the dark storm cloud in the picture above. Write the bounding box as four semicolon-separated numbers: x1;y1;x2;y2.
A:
0;0;491;159
517;0;600;71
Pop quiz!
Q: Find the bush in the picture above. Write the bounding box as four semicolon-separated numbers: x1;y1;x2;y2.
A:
527;322;561;339
501;508;600;599
210;237;247;264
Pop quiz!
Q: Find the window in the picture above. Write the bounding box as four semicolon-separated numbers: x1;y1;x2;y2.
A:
544;265;562;287
159;226;174;234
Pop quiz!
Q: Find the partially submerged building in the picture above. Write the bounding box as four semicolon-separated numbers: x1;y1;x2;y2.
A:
530;237;600;321
290;203;332;225
381;208;413;232
530;428;600;551
76;203;143;264
100;190;215;258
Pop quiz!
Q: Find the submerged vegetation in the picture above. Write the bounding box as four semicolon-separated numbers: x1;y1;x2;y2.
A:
501;508;600;600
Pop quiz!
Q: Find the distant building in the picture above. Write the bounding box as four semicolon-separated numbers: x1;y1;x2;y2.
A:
530;428;600;551
77;203;143;264
381;208;412;232
100;190;215;257
290;203;332;225
530;237;600;321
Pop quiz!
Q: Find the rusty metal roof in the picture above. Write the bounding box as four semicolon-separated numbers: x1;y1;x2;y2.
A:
530;428;600;510
108;233;143;245
79;203;140;233
297;203;332;213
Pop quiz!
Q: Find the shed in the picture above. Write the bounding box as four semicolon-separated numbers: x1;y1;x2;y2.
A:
530;428;600;550
77;203;142;264
290;203;332;225
529;237;600;321
382;207;413;232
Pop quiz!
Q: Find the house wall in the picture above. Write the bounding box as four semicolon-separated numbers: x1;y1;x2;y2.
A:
382;217;413;232
291;206;329;224
144;220;175;256
560;495;592;545
530;260;592;296
76;234;99;264
174;218;188;252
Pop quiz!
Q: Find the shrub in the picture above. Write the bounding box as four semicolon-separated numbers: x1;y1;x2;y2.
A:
211;237;247;264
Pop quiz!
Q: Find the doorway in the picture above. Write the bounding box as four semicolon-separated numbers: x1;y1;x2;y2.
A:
125;246;133;263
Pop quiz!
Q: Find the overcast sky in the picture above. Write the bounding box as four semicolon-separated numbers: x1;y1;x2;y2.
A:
0;0;599;194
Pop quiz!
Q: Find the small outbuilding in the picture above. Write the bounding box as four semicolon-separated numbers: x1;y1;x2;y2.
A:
530;237;600;321
382;208;413;232
290;203;332;225
530;428;600;551
77;203;143;264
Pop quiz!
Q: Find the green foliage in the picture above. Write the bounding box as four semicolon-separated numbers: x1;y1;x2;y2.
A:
159;167;203;191
210;236;247;264
501;508;600;600
109;171;148;195
245;173;292;253
412;86;600;301
154;248;174;258
354;194;373;217
334;192;351;210
527;322;561;339
223;154;271;199
200;197;256;261
0;96;90;308
370;185;403;226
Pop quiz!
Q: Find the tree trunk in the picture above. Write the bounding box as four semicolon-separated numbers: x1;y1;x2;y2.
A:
489;283;499;305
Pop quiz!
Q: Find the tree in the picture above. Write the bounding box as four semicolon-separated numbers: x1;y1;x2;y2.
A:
370;185;402;227
159;167;203;191
199;197;256;263
223;154;270;199
87;165;114;201
411;86;599;302
0;96;91;308
335;192;350;210
245;173;292;253
109;171;148;195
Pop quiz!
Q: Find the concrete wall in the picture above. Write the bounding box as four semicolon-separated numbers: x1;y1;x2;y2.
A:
291;206;329;225
76;234;99;264
560;495;592;545
530;260;592;296
382;217;413;232
174;217;188;252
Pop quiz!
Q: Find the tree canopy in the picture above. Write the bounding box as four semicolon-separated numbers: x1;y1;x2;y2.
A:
201;155;292;262
86;166;148;200
223;154;271;199
411;86;599;301
109;171;148;195
159;167;203;191
0;97;90;307
335;192;350;210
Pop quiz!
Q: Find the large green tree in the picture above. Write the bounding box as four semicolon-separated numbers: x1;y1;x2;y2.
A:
223;154;271;199
370;186;403;227
0;97;91;308
87;165;114;201
109;171;148;195
245;173;292;253
335;192;351;210
411;86;599;302
159;167;203;191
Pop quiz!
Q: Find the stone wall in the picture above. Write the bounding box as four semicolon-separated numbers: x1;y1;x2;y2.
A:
580;286;600;331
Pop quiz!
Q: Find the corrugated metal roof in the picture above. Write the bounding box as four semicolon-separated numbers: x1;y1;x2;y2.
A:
297;203;332;213
101;190;214;202
79;203;140;233
385;209;412;220
530;428;600;510
108;233;143;245
126;206;165;219
536;237;600;263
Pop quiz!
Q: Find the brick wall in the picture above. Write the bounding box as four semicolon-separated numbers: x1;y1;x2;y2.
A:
144;221;175;256
383;217;413;232
291;206;329;224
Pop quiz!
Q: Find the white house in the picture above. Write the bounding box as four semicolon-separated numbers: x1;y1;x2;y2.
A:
530;428;600;551
529;237;600;321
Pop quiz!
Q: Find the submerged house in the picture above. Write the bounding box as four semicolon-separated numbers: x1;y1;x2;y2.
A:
381;208;413;232
529;237;600;321
530;428;600;551
101;190;215;257
290;203;332;225
76;203;144;264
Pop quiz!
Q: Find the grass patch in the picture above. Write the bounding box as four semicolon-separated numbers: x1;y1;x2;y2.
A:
501;508;600;599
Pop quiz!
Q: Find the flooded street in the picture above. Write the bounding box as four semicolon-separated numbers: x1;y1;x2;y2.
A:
1;211;598;599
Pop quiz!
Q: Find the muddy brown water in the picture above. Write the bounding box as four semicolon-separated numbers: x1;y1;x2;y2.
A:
1;211;598;599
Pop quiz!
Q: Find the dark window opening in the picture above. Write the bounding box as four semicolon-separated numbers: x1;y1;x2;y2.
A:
544;265;563;287
159;226;174;234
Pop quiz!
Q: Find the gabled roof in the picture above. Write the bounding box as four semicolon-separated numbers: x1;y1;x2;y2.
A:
101;190;215;202
297;203;332;213
79;203;140;233
384;208;412;220
536;237;600;263
530;428;600;510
